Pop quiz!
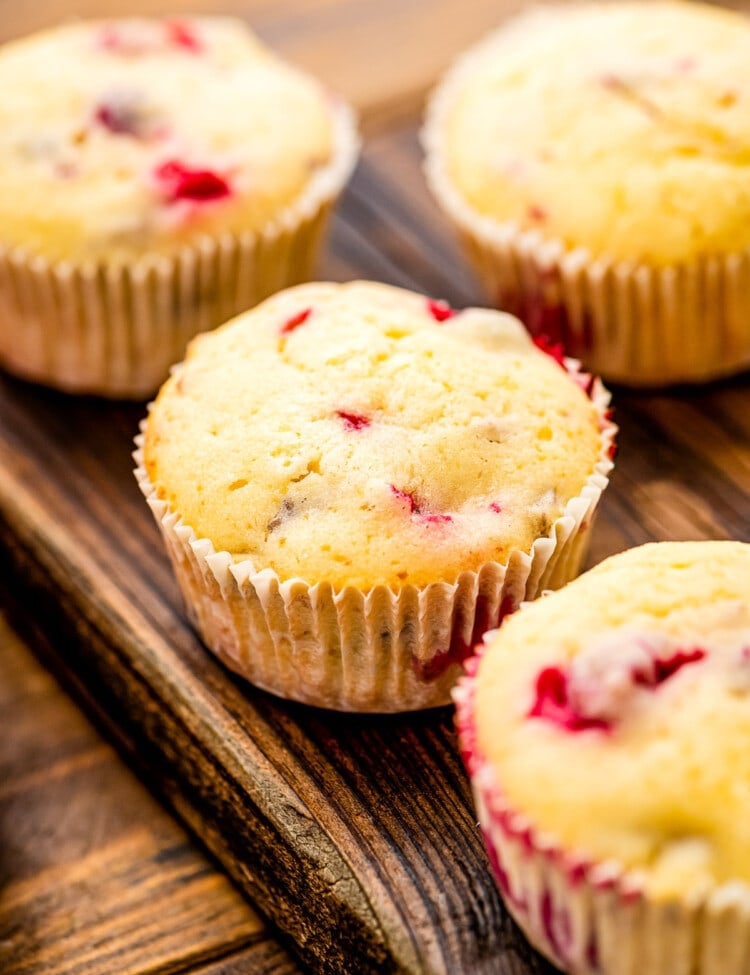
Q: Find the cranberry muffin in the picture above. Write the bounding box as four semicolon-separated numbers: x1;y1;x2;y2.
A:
137;280;615;711
424;2;750;385
0;18;358;395
456;541;750;974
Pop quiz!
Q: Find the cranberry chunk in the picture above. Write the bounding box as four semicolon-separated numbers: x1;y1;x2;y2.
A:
156;160;231;203
336;410;370;431
94;91;156;138
165;20;203;53
390;485;453;523
646;649;706;686
280;308;312;335
529;666;610;732
96;102;136;135
427;298;455;322
533;334;566;368
390;485;417;514
527;204;548;223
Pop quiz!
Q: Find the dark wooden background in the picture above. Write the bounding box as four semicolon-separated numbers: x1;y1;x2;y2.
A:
1;2;750;974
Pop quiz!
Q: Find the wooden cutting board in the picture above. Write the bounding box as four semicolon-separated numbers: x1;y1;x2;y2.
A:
2;3;750;973
0;607;302;975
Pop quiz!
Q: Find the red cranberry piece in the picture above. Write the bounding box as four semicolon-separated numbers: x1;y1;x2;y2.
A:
489;501;503;514
640;648;706;687
165;20;203;53
94;91;153;138
389;486;453;524
527;204;547;223
533;334;566;368
280;308;312;335
155;160;231;203
426;298;455;322
530;667;572;722
96;103;135;135
336;410;370;431
390;485;417;514
529;666;610;732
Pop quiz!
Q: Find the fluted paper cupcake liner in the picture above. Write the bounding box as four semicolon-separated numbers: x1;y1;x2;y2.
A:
454;659;750;974
0;101;359;398
422;38;750;388
133;361;615;712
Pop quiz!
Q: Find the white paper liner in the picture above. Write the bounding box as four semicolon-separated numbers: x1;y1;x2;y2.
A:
454;660;750;974
422;27;750;388
0;101;359;398
133;359;615;712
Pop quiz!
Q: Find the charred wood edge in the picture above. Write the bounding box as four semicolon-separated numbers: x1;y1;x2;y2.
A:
0;498;403;975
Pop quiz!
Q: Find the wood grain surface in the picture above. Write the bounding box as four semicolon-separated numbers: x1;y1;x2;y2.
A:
1;1;750;974
0;606;302;975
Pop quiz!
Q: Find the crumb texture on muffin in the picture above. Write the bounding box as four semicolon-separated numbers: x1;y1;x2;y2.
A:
439;1;750;264
144;280;604;590
475;540;750;899
0;18;335;262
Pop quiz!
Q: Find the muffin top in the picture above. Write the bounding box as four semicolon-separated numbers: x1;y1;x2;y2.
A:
432;1;750;265
143;280;606;591
0;18;339;263
473;540;750;899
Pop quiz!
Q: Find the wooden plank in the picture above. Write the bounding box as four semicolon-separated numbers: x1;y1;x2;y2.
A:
189;945;302;975
1;115;748;975
0;609;303;975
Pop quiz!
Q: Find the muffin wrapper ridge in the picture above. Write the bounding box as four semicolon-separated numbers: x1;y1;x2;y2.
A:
0;102;359;399
453;663;750;974
133;366;615;712
422;35;750;388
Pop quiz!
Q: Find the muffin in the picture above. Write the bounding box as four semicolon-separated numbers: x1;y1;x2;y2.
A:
423;1;750;386
0;18;358;396
455;540;750;974
135;280;615;711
